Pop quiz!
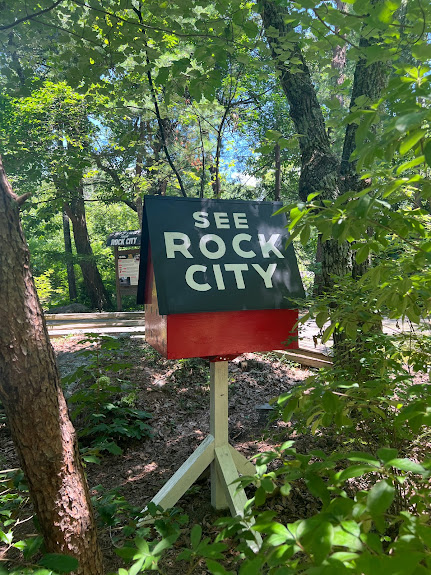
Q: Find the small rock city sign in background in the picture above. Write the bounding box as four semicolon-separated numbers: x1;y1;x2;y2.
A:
106;230;141;310
137;196;305;316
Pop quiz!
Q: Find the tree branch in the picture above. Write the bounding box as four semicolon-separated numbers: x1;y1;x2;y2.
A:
132;6;187;197
0;0;64;31
0;155;31;206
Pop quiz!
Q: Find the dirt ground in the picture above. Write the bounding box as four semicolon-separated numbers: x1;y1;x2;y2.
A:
0;335;318;573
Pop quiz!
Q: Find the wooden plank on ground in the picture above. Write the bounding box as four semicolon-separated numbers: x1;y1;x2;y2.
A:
47;320;144;329
45;312;145;321
274;349;332;368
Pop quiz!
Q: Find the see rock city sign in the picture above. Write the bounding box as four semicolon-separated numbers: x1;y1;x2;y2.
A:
137;196;305;359
136;196;305;531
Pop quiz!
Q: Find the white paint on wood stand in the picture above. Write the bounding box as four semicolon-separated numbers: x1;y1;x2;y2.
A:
142;360;261;550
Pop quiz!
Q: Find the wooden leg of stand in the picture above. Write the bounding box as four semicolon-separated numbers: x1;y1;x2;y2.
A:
210;361;229;510
229;445;256;476
146;434;215;512
215;446;262;552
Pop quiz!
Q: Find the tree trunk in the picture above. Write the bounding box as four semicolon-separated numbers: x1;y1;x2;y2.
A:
274;142;281;201
260;0;387;361
0;157;103;575
260;0;349;290
62;210;77;302
64;183;112;311
331;0;348;107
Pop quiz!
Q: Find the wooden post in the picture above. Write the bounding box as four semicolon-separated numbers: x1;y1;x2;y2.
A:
114;246;122;311
210;361;229;509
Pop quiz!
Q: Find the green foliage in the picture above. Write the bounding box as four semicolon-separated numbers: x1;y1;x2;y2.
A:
0;469;77;574
33;269;63;309
63;335;152;462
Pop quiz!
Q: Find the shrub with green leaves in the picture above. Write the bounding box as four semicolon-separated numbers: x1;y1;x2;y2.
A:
0;469;79;575
63;335;152;463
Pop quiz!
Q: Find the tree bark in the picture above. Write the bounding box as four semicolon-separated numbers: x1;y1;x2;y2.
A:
260;0;387;360
0;157;103;575
63;183;112;311
62;210;77;302
260;0;350;286
260;0;387;282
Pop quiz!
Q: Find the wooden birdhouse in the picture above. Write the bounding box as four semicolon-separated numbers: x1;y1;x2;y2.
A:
137;196;305;359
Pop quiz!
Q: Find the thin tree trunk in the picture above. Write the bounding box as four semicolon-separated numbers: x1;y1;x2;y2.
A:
62;210;77;302
0;157;103;575
64;183;112;311
274;142;281;201
332;0;348;106
260;0;350;289
135;116;144;225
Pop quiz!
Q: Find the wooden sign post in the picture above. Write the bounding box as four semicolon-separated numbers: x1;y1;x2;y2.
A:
137;196;305;530
149;361;255;514
106;230;141;311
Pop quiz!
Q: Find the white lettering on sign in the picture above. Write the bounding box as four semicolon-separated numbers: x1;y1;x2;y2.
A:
164;232;193;258
258;234;284;258
185;265;211;291
163;217;286;292
233;213;248;228
252;263;277;288
199;234;226;259
193;211;210;228
111;239;125;246
182;263;277;291
224;263;248;289
214;212;230;229
232;234;255;258
213;264;225;290
193;211;249;229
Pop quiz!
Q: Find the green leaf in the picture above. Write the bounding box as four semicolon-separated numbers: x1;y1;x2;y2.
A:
384;458;426;474
152;534;177;555
345;452;380;465
355;244;370;264
424;141;431;168
22;535;44;560
333;521;362;551
399;129;427;155
367;480;395;515
395;111;428;133
301;520;334;564
305;474;330;507
300;224;311;245
396;155;425;175
377;447;398;463
316;311;328;329
39;553;79;573
335;465;377;482
190;524;202;549
206;559;235;575
265;129;282;141
115;546;137;560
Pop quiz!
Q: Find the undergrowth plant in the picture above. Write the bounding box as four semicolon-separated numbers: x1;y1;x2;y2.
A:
63;335;152;463
0;469;78;575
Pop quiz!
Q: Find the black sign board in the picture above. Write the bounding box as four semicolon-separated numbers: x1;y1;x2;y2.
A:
106;230;141;247
137;196;305;315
